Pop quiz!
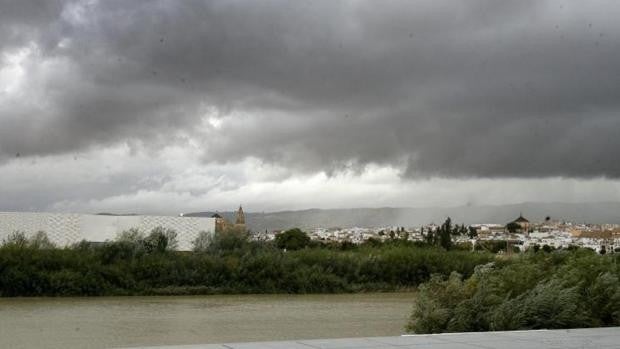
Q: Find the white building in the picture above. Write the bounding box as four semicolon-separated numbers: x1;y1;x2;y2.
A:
0;212;215;251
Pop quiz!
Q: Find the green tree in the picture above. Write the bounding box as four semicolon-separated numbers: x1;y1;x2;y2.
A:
467;226;478;239
275;228;311;250
116;228;144;243
438;217;453;250
29;231;55;249
460;224;468;236
422;227;435;245
2;231;28;247
208;227;251;253
192;231;213;252
144;227;178;253
452;224;466;237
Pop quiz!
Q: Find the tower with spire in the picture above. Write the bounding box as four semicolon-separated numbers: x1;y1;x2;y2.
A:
234;205;246;229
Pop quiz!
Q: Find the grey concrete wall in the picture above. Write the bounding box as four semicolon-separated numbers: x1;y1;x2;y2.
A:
0;212;215;251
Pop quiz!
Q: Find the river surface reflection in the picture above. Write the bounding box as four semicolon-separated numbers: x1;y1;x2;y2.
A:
0;292;415;348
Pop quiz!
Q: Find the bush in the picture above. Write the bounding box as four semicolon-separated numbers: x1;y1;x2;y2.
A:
407;249;620;333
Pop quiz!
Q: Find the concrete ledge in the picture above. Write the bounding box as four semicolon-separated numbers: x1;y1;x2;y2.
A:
117;327;620;349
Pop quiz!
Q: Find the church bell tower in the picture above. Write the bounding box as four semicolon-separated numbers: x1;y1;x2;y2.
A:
235;205;246;228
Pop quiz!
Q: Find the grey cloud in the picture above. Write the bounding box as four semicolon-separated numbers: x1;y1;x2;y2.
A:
1;0;620;178
0;0;65;51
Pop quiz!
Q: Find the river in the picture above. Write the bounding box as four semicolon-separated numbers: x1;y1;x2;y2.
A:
0;292;415;348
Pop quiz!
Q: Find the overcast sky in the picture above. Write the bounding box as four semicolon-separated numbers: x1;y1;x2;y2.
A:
1;0;620;214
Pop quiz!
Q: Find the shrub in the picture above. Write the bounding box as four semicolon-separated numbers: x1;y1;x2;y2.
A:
407;250;620;333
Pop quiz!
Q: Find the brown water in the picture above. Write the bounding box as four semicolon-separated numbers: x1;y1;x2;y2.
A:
0;292;415;349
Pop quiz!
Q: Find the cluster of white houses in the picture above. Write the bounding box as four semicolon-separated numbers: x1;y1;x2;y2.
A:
282;214;620;253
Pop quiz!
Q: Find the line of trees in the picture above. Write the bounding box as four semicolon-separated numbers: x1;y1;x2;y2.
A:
0;227;494;297
422;217;477;250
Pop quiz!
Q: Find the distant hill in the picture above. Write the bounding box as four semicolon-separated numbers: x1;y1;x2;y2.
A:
183;202;620;231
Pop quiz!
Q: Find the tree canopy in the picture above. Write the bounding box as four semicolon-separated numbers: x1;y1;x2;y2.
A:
275;228;311;250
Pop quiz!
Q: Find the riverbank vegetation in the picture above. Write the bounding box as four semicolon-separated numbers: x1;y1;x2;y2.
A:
2;226;618;334
0;228;493;297
407;248;620;333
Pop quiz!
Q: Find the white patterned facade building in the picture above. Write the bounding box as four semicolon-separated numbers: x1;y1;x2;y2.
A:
0;212;215;251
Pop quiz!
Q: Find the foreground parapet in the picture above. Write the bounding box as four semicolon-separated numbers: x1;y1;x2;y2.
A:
118;327;619;349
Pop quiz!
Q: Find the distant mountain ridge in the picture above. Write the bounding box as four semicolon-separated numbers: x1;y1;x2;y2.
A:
183;202;620;231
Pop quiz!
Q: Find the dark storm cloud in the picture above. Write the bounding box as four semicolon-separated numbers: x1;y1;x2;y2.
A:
0;0;65;51
1;0;620;177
